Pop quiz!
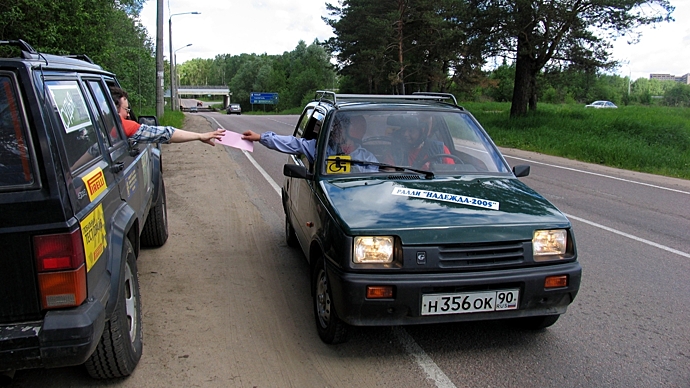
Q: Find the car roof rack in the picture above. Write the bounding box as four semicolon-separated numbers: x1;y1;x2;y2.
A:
63;54;95;64
313;90;460;108
0;39;38;59
314;90;337;105
411;92;458;106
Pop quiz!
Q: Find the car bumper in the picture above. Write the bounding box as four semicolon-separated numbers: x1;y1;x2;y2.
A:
326;262;581;326
0;299;105;372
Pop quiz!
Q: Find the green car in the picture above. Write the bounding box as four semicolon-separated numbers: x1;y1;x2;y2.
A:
282;91;581;344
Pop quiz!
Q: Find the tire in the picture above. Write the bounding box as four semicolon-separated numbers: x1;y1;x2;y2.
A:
85;239;143;378
313;258;348;344
141;176;168;247
513;315;560;330
285;215;298;248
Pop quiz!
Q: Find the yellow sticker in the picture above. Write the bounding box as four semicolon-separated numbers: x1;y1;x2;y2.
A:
326;155;351;174
83;167;107;201
81;204;107;271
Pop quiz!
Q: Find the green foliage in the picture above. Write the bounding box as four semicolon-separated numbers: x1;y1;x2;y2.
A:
663;83;690;107
466;102;690;179
177;40;336;114
0;0;155;111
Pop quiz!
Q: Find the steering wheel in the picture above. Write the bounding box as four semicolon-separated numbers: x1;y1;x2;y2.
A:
413;153;465;168
362;136;393;144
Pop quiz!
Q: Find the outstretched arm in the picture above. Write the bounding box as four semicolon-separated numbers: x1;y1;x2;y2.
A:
170;128;226;146
242;130;316;162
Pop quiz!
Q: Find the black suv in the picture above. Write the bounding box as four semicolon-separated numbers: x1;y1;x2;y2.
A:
0;40;167;378
283;91;581;344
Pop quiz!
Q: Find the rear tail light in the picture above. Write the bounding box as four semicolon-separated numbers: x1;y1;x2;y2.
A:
33;230;87;309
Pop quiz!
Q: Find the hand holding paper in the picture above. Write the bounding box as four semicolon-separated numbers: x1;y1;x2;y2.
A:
216;131;254;152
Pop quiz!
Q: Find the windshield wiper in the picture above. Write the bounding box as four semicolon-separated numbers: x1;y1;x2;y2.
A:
326;157;434;179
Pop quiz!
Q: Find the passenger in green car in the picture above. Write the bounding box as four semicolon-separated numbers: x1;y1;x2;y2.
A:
387;114;454;169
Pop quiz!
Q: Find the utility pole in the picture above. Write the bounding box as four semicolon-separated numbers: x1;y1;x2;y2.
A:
168;12;200;111
155;0;164;118
169;17;176;111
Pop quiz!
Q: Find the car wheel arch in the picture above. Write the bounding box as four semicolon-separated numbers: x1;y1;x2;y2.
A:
308;241;325;297
104;203;140;317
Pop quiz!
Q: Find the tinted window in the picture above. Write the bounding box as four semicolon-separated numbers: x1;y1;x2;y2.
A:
46;80;102;172
0;74;35;187
292;108;315;168
88;80;121;146
295;107;314;138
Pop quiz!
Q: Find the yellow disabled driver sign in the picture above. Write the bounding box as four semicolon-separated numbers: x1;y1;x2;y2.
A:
326;155;351;174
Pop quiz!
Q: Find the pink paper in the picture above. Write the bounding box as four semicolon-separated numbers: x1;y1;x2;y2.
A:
216;131;254;152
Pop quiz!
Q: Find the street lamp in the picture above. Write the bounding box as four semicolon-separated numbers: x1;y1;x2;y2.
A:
174;44;192;107
169;11;200;111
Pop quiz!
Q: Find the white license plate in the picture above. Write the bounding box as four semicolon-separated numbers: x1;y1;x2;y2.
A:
421;289;519;316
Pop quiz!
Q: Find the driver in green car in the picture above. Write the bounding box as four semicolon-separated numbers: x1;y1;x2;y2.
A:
242;114;379;172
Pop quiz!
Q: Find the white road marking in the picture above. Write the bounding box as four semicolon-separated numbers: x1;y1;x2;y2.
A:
564;213;690;259
502;153;690;258
504;155;690;195
209;117;281;196
392;327;458;388
243;149;281;196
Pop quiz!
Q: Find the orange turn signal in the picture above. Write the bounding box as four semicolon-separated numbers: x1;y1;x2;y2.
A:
37;264;87;309
366;286;394;299
545;275;568;289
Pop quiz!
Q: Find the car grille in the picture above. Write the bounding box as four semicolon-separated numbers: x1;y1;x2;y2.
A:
437;241;526;269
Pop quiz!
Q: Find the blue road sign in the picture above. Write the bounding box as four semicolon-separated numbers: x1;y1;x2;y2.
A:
250;92;279;104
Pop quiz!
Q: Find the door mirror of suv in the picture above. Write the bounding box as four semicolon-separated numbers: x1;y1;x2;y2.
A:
138;115;159;126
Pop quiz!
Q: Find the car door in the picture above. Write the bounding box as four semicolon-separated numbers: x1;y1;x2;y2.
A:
286;107;326;250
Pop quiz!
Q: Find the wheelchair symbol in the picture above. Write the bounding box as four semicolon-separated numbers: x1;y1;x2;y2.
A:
326;156;351;174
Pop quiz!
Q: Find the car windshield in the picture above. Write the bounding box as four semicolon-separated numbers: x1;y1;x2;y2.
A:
321;110;511;176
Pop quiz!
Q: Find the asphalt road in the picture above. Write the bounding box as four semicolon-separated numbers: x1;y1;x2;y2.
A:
7;112;689;387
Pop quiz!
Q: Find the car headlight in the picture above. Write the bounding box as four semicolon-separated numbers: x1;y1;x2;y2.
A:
533;229;567;261
353;236;394;264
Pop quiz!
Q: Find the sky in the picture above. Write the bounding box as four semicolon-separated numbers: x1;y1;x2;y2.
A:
140;0;690;81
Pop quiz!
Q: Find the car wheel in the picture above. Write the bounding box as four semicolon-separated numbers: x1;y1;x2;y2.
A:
285;215;298;248
313;258;348;344
141;176;168;247
513;315;560;330
85;239;143;378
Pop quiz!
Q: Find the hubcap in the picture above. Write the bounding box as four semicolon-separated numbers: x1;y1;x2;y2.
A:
123;262;138;343
315;269;331;327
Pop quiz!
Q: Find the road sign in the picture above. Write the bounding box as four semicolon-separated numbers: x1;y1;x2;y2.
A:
250;92;279;105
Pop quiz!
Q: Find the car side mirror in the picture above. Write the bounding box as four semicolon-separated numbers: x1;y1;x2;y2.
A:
138;115;159;126
512;165;530;177
284;164;313;180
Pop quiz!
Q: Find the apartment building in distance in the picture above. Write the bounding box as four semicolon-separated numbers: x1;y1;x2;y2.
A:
649;73;690;84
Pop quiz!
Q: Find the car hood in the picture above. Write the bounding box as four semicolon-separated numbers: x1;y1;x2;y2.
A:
321;176;570;244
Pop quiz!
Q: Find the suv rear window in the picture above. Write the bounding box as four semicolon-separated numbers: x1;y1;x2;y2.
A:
0;73;35;188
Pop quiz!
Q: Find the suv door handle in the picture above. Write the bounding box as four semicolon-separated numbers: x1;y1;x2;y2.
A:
112;162;125;173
